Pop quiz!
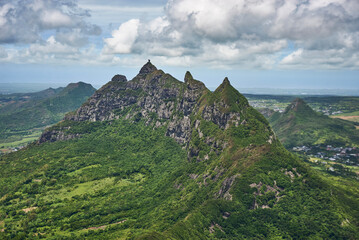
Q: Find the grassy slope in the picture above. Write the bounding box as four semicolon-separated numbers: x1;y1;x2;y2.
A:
0;118;358;239
269;99;359;148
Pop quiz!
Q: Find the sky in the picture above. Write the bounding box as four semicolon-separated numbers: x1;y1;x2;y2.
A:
0;0;359;93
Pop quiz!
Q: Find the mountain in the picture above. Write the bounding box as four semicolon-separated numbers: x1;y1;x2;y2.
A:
269;98;359;148
0;87;64;113
0;82;96;145
0;62;358;239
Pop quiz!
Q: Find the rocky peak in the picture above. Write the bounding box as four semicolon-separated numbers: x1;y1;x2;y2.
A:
222;77;230;85
40;62;262;153
139;60;157;75
184;71;194;83
111;74;127;82
184;71;207;91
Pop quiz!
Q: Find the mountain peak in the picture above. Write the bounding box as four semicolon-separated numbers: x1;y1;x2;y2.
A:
285;98;313;114
184;71;207;91
212;77;249;112
184;71;193;83
223;77;230;85
214;77;232;93
139;60;157;75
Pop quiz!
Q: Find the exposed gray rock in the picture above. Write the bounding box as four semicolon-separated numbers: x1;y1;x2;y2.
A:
139;60;157;75
39;129;80;143
111;74;127;82
39;62;252;164
216;174;240;200
202;103;241;129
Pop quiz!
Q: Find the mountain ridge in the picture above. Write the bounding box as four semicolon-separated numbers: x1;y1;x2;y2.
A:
0;82;96;144
0;63;358;239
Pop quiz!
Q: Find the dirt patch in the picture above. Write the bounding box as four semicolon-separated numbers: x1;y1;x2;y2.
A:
331;115;359;123
84;219;127;231
22;207;37;213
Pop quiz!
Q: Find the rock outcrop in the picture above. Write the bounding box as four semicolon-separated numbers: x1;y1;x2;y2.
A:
40;61;254;149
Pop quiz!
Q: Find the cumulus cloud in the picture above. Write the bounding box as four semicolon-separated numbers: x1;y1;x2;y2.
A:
102;0;359;69
2;0;359;69
103;19;140;54
55;29;89;47
0;0;101;44
281;49;304;65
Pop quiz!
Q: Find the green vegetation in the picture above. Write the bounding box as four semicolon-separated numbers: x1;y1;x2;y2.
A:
0;130;42;149
1;65;358;239
0;108;358;238
0;82;95;150
269;98;359;148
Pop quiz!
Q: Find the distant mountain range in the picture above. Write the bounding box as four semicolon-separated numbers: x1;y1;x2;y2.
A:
0;82;95;143
269;98;359;148
0;62;358;239
241;88;359;96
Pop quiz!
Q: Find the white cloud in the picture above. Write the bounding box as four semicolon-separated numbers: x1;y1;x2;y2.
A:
28;36;78;55
96;0;359;69
281;49;304;65
40;10;73;28
1;0;359;70
103;19;140;54
0;0;101;44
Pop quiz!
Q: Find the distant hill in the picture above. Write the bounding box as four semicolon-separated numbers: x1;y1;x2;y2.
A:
0;82;95;143
269;98;359;148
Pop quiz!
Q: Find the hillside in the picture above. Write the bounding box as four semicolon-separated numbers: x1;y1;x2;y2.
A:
0;82;96;148
0;62;358;239
269;98;359;148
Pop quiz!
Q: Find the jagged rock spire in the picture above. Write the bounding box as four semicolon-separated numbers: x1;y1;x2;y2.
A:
139;60;157;75
184;71;207;91
184;71;193;83
222;77;230;85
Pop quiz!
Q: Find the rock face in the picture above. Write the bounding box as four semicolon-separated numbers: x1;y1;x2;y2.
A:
111;74;127;82
40;61;254;149
39;129;80;143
